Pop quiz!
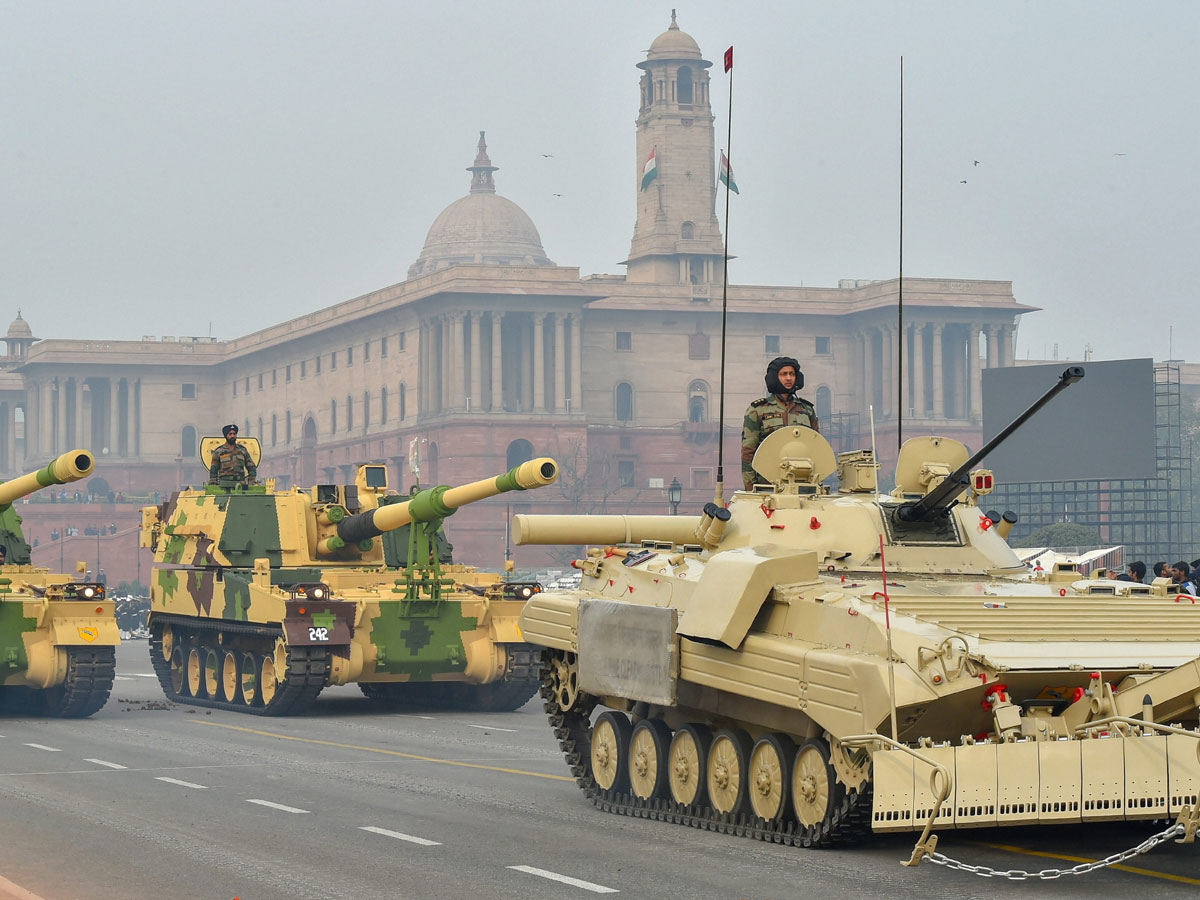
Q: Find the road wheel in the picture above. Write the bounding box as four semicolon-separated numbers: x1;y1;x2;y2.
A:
221;651;240;702
706;728;753;815
628;718;672;801
259;654;278;706
668;723;712;808
203;648;220;698
186;647;203;698
792;737;842;830
160;625;174;662
590;711;633;793
749;733;796;822
240;651;258;706
169;646;187;696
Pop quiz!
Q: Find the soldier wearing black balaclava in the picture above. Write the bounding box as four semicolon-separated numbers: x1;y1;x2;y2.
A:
741;356;819;490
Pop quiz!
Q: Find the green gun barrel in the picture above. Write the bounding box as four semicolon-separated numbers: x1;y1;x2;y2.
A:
0;450;96;507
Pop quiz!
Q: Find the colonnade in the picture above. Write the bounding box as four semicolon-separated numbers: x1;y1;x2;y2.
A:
418;310;582;416
22;376;137;464
860;321;1015;420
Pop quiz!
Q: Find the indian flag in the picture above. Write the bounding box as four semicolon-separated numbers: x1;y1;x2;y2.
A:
719;151;739;194
640;148;658;191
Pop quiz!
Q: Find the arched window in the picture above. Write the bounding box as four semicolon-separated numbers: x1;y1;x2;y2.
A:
302;415;317;448
816;386;833;425
399;382;407;420
363;390;370;430
271;414;277;446
645;76;654;105
677;65;693;104
616;382;634;422
181;425;197;458
330;399;337;434
346;395;353;432
380;386;388;424
681;221;695;240
506;439;534;471
688;380;709;423
689;257;704;284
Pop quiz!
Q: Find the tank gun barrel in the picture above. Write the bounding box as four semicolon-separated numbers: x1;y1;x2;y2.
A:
0;450;95;507
336;457;558;544
514;514;704;546
898;366;1084;522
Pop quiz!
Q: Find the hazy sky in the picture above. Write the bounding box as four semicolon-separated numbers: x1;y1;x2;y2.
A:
3;1;1197;362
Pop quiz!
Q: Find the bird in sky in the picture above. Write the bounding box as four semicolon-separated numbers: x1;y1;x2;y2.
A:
541;153;555;158
552;193;563;197
1114;152;1127;157
973;160;980;166
960;180;967;184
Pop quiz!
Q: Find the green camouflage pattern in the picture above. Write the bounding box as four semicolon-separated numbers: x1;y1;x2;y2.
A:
741;393;818;488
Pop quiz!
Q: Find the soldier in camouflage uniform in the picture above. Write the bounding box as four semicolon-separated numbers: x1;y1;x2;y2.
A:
209;424;257;488
742;356;819;490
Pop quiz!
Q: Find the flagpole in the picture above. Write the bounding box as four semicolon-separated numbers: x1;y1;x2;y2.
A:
715;46;734;506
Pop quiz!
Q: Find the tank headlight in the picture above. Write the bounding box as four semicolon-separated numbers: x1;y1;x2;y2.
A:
519;586;533;599
82;587;95;599
311;587;325;599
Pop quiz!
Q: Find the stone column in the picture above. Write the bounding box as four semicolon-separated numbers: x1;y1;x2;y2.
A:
861;331;874;415
967;325;981;419
451;313;465;411
108;379;120;456
6;403;15;473
440;316;451;411
554;313;566;413
521;319;533;411
56;378;67;454
1003;324;1016;366
880;325;894;418
469;313;482;413
912;323;925;416
984;324;997;369
532;313;546;412
40;380;53;455
570;313;583;412
134;378;141;457
491;312;503;411
931;324;945;418
74;380;86;450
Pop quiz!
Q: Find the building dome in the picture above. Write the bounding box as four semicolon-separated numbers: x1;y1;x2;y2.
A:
408;132;554;279
6;310;34;339
641;10;707;65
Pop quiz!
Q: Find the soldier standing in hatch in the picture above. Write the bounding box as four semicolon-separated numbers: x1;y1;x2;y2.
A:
741;356;819;490
209;424;257;488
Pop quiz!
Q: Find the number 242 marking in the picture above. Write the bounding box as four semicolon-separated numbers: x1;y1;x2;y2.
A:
308;626;329;641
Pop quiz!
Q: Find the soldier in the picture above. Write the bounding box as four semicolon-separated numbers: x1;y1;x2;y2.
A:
741;356;819;490
208;424;257;488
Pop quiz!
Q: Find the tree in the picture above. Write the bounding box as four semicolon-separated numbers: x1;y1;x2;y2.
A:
1025;522;1102;549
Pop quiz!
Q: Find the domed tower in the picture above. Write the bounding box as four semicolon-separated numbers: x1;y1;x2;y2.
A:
408;132;555;278
4;310;37;361
623;11;725;286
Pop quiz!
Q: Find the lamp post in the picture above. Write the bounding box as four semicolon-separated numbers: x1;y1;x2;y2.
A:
668;477;682;516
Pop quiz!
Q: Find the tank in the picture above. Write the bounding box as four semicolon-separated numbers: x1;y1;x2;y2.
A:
516;367;1200;856
0;450;119;718
140;438;559;716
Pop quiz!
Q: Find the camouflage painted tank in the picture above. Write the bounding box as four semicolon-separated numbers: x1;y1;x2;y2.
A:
516;368;1200;858
140;437;558;715
0;450;118;717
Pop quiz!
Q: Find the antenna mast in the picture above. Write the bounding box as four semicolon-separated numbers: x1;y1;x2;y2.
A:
897;56;905;453
715;44;735;505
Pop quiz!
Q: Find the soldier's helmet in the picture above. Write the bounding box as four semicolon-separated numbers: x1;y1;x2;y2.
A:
765;356;803;394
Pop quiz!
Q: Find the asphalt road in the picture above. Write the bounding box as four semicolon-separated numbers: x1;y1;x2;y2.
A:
0;642;1196;900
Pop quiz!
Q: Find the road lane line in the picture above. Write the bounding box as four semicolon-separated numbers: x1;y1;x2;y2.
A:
113;675;133;681
465;723;518;733
193;720;574;782
132;673;158;677
392;714;434;720
23;744;60;752
246;799;309;814
155;776;207;789
360;826;441;846
84;759;127;770
508;865;618;894
969;840;1200;886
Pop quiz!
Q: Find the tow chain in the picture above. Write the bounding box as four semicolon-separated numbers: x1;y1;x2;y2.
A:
928;821;1188;880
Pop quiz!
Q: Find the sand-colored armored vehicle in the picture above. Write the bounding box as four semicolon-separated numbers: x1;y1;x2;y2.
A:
0;450;118;717
141;438;558;715
516;368;1200;856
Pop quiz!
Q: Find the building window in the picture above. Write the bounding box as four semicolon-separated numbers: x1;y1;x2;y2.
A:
272;369;277;386
399;383;406;420
181;425;197;458
681;221;695;240
258;373;264;390
330;399;337;434
286;364;292;382
506;439;534;470
815;336;831;355
301;360;307;378
616;382;634;421
182;383;196;399
257;416;263;438
381;336;388;358
816;386;832;425
245;377;250;392
347;346;354;366
690;467;713;490
618;459;635;487
332;351;338;371
244;419;250;436
316;355;322;374
380;386;388;424
364;342;370;362
346;395;353;431
286;411;292;443
620;436;632;450
363;390;370;430
616;332;632;351
765;335;780;354
271;414;278;446
688;332;709;360
232;382;237;397
399;331;406;351
677;65;693;104
688;380;709;422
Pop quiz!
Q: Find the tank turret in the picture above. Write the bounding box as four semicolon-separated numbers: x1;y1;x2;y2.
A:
0;450;95;564
515;368;1200;860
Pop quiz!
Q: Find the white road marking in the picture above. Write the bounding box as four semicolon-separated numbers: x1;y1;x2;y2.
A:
246;799;309;814
23;743;61;752
84;759;127;769
132;673;158;677
465;723;518;733
508;866;618;894
113;675;133;681
155;776;207;789
392;713;434;720
359;826;441;846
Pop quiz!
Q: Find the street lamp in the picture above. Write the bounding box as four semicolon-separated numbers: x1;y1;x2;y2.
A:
668;477;682;516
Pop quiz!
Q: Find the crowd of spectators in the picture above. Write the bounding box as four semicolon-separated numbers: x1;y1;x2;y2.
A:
1114;559;1200;595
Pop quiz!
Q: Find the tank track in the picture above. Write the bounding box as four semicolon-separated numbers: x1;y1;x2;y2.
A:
358;645;541;712
42;646;116;718
540;653;873;848
149;616;329;716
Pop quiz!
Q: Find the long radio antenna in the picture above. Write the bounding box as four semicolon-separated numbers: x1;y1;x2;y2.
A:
897;56;905;453
715;44;735;505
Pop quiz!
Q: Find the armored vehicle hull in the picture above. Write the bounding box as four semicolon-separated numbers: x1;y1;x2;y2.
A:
517;370;1200;855
142;446;557;715
0;451;118;718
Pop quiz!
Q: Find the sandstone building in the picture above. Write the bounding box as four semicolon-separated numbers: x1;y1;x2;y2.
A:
9;15;1030;575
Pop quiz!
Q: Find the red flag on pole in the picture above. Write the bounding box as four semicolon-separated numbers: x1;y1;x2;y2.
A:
724;46;733;73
